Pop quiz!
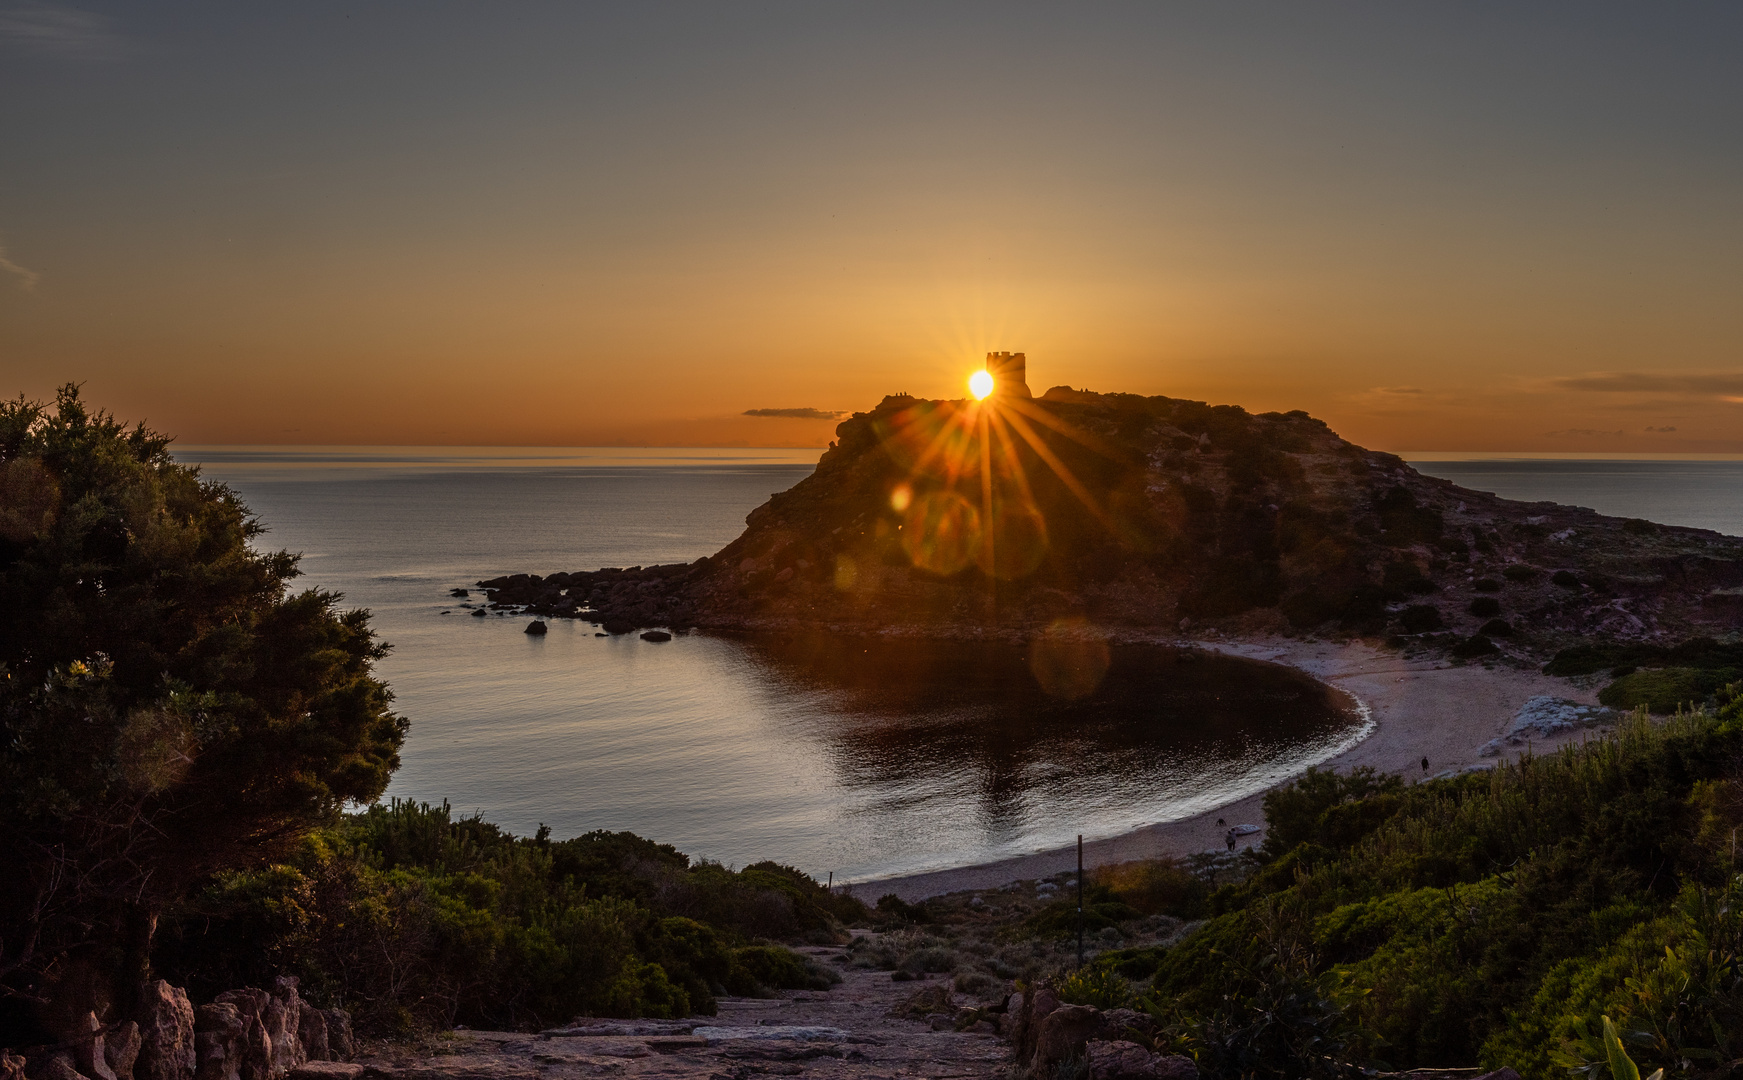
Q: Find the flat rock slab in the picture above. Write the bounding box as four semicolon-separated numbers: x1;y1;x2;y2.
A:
692;1026;850;1042
1480;696;1619;755
289;1065;364;1080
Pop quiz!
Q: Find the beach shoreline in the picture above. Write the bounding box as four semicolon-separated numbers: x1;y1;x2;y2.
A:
846;635;1599;902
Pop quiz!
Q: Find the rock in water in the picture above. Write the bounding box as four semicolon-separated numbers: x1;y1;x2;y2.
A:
136;981;196;1080
639;630;672;642
524;620;547;635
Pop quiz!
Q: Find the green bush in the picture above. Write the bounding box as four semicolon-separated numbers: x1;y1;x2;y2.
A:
1145;702;1743;1077
154;800;867;1031
1058;965;1135;1010
1598;668;1737;714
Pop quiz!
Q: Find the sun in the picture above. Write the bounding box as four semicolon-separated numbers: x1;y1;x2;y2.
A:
968;370;995;400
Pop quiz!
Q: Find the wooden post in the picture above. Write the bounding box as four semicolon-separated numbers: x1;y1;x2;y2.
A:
827;871;833;892
1076;834;1085;967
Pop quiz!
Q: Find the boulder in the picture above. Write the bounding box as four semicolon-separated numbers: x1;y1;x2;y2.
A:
195;1003;247;1080
295;1011;328;1064
523;620;547;635
639;630;672;642
266;978;306;1076
1;1050;27;1080
108;1021;142;1080
210;992;271;1080
1086;1039;1198;1080
601;621;634;635
320;1012;353;1062
1034;1005;1103;1074
136;981;196;1080
38;1054;88;1080
72;1012;119;1080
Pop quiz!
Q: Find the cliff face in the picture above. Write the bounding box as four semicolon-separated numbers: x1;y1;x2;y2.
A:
480;388;1743;652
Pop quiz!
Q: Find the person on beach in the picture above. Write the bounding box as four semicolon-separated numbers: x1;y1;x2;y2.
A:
1421;756;1430;775
1225;829;1236;852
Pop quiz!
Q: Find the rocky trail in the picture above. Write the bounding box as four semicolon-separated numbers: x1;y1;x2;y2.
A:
351;945;1013;1080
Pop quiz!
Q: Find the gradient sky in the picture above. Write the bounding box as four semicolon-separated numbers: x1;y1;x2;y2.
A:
2;2;1740;450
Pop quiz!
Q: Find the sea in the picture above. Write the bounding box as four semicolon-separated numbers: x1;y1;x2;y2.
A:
177;446;1743;883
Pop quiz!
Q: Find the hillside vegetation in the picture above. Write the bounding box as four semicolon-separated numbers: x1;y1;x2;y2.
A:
151;800;864;1034
1067;691;1743;1079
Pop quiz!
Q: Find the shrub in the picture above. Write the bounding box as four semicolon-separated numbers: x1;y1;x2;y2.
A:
1469;597;1502;617
1095;859;1210;919
1622;518;1658;535
1399;605;1444;633
1150;703;1743;1073
1057;965;1134;1010
1552;569;1582;588
1472;578;1502;593
1479;619;1514;638
1503;564;1542;582
1450;634;1500;659
1598;668;1738;714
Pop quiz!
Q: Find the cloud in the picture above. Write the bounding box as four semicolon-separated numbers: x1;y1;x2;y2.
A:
0;232;40;291
1551;372;1743;397
1369;386;1424;395
1644;426;1677;433
743;408;849;420
0;2;122;58
1544;428;1625;438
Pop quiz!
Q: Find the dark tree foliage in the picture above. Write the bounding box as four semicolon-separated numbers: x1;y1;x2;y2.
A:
0;386;406;1044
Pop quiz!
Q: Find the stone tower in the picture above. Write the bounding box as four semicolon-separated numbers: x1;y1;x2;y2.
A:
985;351;1032;398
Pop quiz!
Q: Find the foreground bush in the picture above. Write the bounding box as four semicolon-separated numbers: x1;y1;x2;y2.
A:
0;387;405;1047
1142;692;1743;1079
153;800;866;1032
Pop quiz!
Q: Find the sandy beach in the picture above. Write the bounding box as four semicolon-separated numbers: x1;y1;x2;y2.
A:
848;637;1601;902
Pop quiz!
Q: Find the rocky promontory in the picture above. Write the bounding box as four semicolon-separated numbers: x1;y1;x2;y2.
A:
478;387;1743;658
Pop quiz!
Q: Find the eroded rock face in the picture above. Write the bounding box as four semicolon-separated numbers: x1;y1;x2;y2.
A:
72;1011;118;1080
136;981;196;1080
0;1050;28;1080
319;1012;352;1063
295;1010;328;1064
106;1022;142;1080
211;991;272;1080
264;978;306;1077
195;1003;248;1080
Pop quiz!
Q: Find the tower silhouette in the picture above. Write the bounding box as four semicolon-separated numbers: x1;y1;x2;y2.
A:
985;352;1032;398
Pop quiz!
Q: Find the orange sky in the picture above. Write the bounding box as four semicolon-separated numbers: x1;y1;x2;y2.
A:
3;4;1741;453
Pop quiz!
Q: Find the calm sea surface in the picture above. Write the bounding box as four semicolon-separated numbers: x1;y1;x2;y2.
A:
182;448;1741;882
180;446;1371;882
1405;457;1743;537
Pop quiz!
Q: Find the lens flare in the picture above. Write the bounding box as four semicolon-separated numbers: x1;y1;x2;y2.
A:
968;370;995;400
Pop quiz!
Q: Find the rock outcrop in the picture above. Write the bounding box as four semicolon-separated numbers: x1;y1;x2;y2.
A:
8;980;350;1080
478;389;1743;657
